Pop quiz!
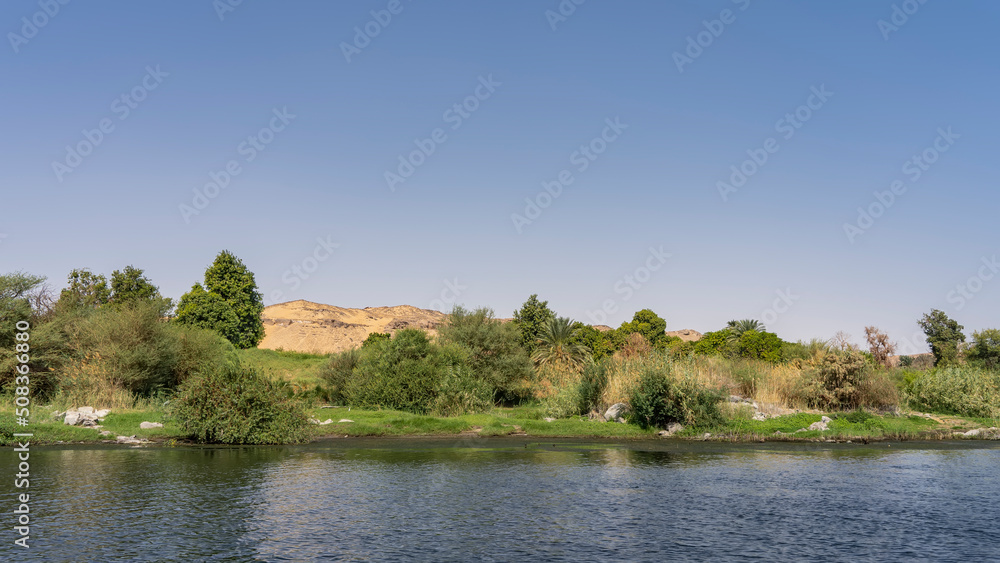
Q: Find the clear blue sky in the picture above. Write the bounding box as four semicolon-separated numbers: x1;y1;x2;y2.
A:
2;1;997;353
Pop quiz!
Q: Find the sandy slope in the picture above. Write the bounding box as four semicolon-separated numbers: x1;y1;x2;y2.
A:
260;300;447;354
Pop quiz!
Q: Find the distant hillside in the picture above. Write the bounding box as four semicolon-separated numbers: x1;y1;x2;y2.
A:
259;300;447;355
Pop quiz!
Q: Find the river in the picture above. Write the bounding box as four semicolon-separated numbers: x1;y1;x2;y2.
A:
2;438;998;561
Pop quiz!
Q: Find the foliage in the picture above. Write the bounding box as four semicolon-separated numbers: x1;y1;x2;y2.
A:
57;269;110;310
174;284;240;344
431;364;493;416
628;363;723;429
109;265;173;316
577;360;609;413
570;323;613;361
734;330;784;362
918;309;965;367
170;364;309;444
727;319;765;339
803;351;896;410
362;332;391;348
693;330;731;357
176;250;265;349
318;348;362;404
864;326;896;368
438;306;534;404
346;329;464;413
511;294;555;355
532;316;592;371
967;329;1000;371
905;366;1000;418
618;309;667;347
616;332;652;359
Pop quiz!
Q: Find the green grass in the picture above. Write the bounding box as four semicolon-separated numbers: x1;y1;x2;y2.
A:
237;348;329;391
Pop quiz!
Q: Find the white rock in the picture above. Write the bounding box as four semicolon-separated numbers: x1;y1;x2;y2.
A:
964;428;983;438
95;409;110;418
318;419;334;425
64;412;81;426
604;403;627;421
338;419;354;423
77;406;95;415
139;422;163;429
544;417;556;422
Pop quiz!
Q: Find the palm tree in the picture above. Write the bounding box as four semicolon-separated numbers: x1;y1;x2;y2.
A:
727;319;765;340
532;317;591;370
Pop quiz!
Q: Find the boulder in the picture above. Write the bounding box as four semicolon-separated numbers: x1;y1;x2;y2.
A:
964;428;983;438
338;419;354;423
752;412;768;422
139;422;163;429
95;409;111;418
318;419;333;425
658;422;684;437
77;406;95;415
807;416;832;432
605;403;627;421
63;412;81;426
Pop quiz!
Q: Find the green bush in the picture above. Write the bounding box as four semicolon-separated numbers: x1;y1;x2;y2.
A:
804;351;897;410
905;367;1000;418
628;363;723;429
170;364;310;444
542;384;584;418
432;364;493;416
577;360;608;413
362;332;390;348
967;329;1000;371
437;306;533;404
346;329;464;413
318;348;361;404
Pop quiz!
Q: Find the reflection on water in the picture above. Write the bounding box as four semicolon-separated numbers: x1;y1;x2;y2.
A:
2;440;999;562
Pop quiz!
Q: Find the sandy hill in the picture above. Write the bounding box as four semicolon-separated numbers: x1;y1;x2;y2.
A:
260;300;447;355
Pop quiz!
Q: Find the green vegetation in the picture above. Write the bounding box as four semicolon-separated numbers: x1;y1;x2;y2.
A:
175;250;265;349
512;294;555;355
170;364;309;444
919;309;965;367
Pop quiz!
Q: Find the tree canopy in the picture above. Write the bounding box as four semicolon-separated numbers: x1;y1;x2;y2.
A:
175;251;264;349
918;309;965;367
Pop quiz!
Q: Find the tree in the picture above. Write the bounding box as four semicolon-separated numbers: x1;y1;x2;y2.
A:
619;309;667;347
58;268;110;310
829;331;858;352
570;323;612;361
438;306;533;403
727;319;765;339
532;316;592;371
734;330;785;362
864;326;897;368
918;309;965;367
109;265;173;316
512;294;555;355
967;329;1000;370
174;284;240;345
362;332;390;348
175;251;265;349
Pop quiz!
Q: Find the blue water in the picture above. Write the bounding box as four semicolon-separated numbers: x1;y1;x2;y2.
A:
1;438;998;562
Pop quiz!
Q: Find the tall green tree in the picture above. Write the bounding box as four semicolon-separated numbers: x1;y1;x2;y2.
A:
109;265;173;316
570;323;612;361
967;329;1000;370
175;251;264;349
619;309;667;347
512;294;555;354
58;269;110;310
918;309;965;367
727;319;765;340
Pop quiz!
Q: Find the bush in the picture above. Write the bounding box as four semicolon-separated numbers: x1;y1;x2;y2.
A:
318;348;361;404
905;367;1000;418
432;364;493;416
804;351;897;410
170;364;310;444
577;360;608;413
967;329;1000;371
346;329;463;413
437;306;534;404
628;361;723;429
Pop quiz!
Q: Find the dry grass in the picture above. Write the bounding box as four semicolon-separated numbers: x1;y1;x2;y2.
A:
533;363;582;400
51;355;143;410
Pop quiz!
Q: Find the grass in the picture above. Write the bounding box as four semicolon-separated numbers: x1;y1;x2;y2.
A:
236;348;329;392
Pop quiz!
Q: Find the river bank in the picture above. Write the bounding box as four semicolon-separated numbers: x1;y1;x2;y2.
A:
3;403;997;446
